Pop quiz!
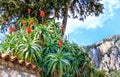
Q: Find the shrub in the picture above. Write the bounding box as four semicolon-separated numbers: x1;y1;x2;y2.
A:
0;18;108;77
109;70;120;77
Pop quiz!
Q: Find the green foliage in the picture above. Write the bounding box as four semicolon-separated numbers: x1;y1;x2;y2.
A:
92;69;108;77
45;50;71;77
0;0;103;30
0;18;107;77
0;0;106;77
108;70;120;77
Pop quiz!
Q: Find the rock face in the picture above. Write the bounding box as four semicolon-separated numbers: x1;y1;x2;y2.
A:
86;34;120;73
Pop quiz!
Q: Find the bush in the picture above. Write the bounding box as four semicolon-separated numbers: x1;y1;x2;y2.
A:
108;70;120;77
0;18;108;77
92;69;108;77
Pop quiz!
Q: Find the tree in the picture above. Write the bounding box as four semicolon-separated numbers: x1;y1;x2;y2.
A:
0;6;108;76
0;0;103;35
0;1;107;77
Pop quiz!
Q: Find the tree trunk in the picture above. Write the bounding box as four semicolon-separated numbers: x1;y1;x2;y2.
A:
62;6;68;36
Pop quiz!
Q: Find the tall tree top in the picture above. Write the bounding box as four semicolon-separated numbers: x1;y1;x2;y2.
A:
0;0;103;31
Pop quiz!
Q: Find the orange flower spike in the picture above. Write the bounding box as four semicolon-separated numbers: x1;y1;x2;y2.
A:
29;20;34;26
8;26;14;33
40;11;45;17
28;8;31;14
58;40;63;47
23;21;27;26
60;25;64;30
26;26;32;34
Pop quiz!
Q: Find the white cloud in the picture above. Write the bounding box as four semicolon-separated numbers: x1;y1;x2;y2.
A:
0;33;5;43
65;0;120;35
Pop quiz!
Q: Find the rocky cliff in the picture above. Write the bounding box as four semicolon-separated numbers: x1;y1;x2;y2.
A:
86;34;120;73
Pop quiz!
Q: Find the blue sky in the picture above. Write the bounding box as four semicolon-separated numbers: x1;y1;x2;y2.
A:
65;0;120;46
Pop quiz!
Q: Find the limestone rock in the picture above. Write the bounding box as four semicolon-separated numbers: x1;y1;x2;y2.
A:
86;34;120;73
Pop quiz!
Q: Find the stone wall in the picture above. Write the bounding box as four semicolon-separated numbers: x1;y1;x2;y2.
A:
0;59;40;77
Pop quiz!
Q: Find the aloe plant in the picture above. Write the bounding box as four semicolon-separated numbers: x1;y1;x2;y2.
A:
0;17;108;77
17;31;42;62
45;49;72;77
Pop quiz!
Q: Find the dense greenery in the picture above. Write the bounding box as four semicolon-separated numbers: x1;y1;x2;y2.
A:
0;0;107;77
0;17;108;77
108;70;120;77
0;0;103;35
92;69;108;77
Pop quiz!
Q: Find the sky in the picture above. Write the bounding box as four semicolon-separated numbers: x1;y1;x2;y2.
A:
64;0;120;46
